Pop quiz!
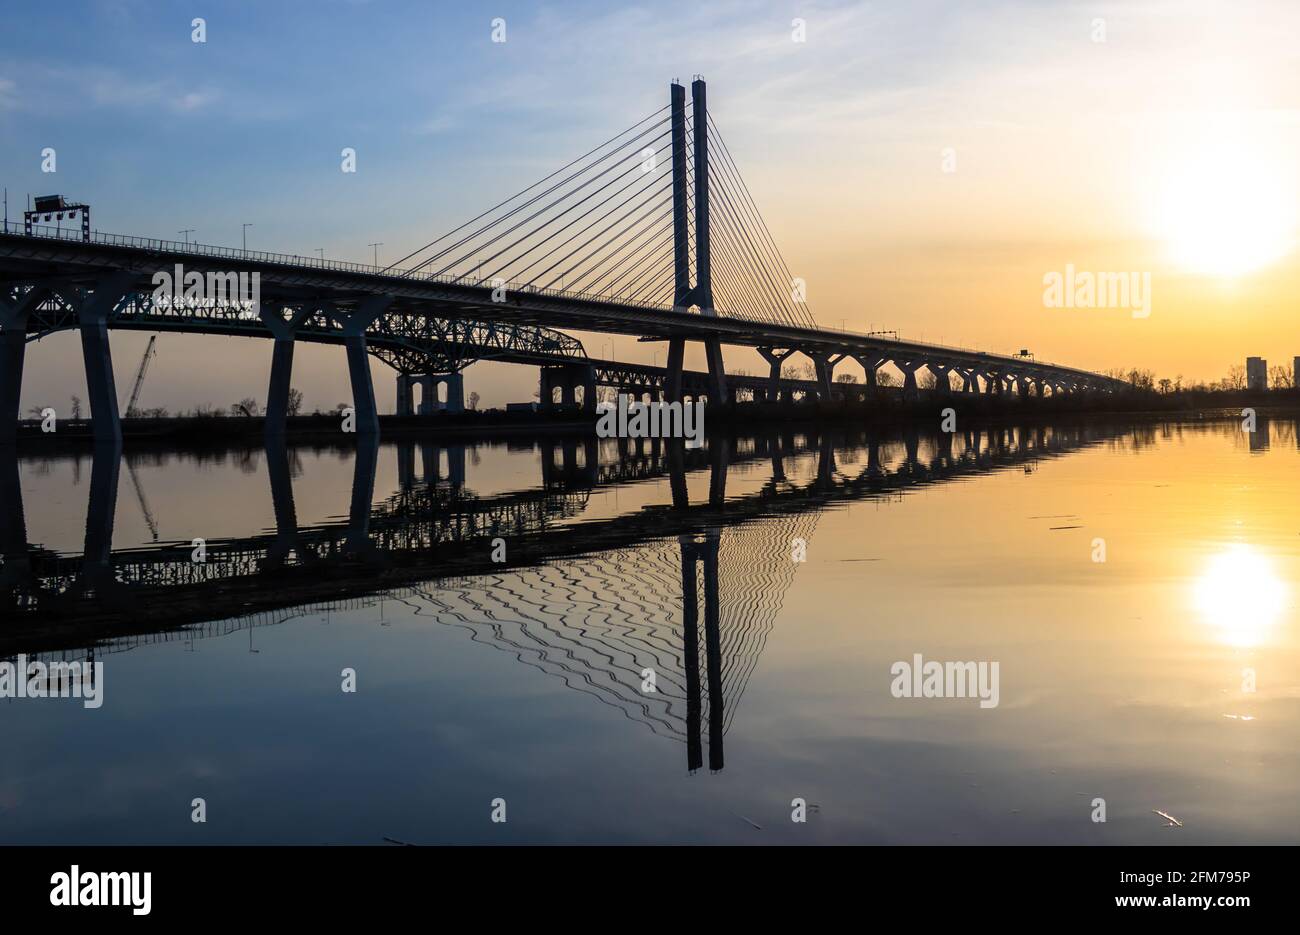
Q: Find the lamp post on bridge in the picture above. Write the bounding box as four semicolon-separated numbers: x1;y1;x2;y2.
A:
179;229;194;244
369;242;384;268
242;223;252;253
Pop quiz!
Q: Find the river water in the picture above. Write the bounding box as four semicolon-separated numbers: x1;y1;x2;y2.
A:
1;417;1296;844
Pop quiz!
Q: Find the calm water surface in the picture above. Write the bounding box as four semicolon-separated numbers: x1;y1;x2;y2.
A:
1;419;1297;844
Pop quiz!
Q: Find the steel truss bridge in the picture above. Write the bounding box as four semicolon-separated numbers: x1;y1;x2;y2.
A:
0;79;1127;446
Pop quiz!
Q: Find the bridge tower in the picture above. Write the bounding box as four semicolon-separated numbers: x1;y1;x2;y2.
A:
666;79;728;406
680;529;724;772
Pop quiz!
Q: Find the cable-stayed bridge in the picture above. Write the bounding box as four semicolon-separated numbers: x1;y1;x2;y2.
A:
0;80;1127;445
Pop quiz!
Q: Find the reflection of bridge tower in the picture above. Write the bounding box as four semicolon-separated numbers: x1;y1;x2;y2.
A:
680;530;723;772
402;503;822;773
540;438;598;487
420;442;466;487
396;442;466;489
1248;417;1270;452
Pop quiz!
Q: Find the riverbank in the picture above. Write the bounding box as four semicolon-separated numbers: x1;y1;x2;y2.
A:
11;391;1299;451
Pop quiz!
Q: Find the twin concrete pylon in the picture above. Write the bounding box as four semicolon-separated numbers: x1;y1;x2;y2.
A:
666;79;728;406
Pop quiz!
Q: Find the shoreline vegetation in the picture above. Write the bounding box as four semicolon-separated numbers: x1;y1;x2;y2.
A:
10;386;1300;450
16;359;1297;446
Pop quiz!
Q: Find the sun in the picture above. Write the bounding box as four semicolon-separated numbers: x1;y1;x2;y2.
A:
1193;544;1287;647
1155;140;1296;277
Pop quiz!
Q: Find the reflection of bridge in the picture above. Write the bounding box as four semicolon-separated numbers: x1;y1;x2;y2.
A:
0;79;1127;446
2;423;1117;770
2;426;1114;623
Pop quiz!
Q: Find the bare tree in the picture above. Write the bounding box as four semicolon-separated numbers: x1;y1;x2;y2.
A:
835;373;858;383
1269;365;1292;390
467;390;481;411
286;387;304;416
1126;368;1155;390
1223;365;1246;391
231;397;260;417
70;395;82;419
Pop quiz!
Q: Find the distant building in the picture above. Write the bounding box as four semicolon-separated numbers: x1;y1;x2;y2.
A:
1246;357;1268;392
1294;356;1300;389
1249;418;1270;451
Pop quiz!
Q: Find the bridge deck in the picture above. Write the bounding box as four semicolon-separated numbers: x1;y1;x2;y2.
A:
0;225;1120;387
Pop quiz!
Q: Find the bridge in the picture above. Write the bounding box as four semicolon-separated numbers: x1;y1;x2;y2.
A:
0;79;1127;445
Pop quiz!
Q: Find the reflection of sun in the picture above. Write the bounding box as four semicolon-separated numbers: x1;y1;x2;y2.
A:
1193;544;1286;646
1156;140;1296;277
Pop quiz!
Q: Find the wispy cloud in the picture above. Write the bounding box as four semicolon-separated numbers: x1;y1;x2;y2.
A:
173;89;219;113
0;61;221;117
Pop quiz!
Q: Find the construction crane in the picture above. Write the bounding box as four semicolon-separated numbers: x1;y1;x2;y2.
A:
126;459;160;542
122;335;157;417
120;336;161;540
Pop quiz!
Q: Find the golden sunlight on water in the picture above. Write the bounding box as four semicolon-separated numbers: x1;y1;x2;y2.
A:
1193;544;1287;648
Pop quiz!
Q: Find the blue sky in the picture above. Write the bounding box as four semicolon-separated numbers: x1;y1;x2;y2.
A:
3;0;881;264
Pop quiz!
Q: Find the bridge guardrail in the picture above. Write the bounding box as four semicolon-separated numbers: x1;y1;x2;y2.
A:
3;220;679;312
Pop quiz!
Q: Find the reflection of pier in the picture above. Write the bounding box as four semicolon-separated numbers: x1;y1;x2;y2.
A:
2;423;1119;768
3;424;1114;629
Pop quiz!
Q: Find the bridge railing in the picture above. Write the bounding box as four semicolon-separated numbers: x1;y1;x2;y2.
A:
3;220;680;313
785;322;1103;380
